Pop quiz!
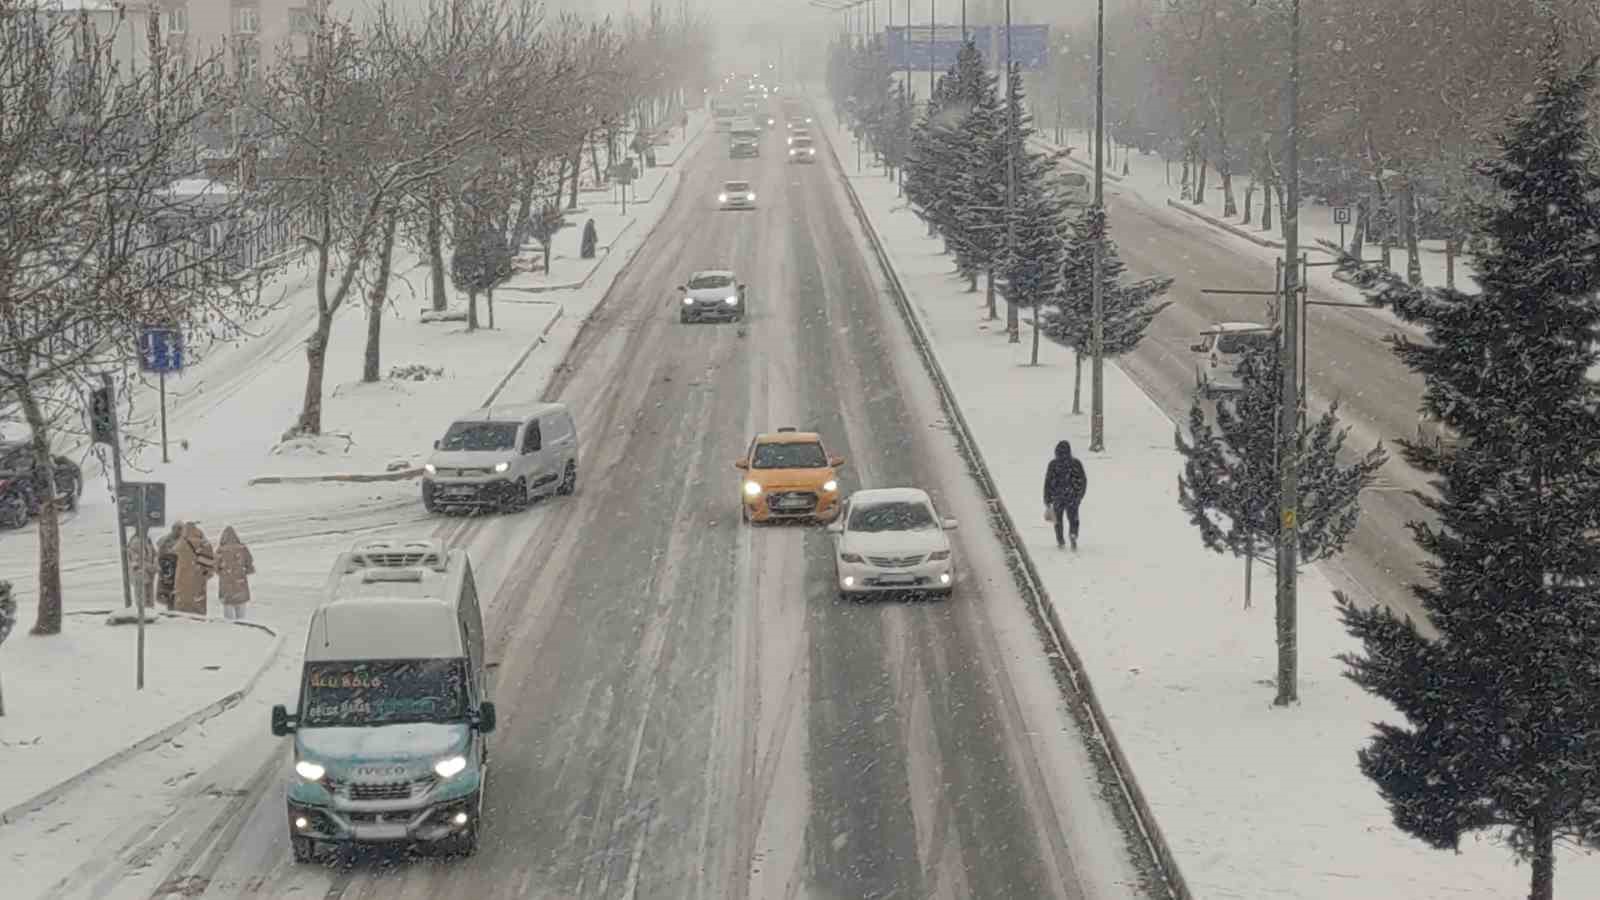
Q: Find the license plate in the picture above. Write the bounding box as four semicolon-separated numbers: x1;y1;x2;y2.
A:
355;823;408;841
876;575;916;586
777;497;809;508
442;487;475;497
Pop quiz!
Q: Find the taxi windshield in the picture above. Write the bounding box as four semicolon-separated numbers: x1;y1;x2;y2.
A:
752;441;827;469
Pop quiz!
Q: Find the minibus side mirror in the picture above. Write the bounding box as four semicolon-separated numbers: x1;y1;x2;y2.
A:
433;439;441;449
1189;343;1205;353
476;701;498;734
271;704;297;736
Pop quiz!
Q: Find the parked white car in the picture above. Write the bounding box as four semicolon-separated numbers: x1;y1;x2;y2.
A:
1190;321;1274;396
827;488;957;599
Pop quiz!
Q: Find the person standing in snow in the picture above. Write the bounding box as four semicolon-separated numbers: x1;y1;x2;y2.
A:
216;526;255;621
127;532;157;608
173;522;216;615
1043;440;1088;550
156;522;183;609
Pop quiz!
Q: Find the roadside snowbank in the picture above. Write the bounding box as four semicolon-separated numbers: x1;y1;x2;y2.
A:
828;115;1600;898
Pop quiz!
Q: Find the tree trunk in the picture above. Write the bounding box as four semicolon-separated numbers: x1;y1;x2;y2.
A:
1072;350;1084;414
1349;195;1369;259
1030;305;1041;364
486;286;496;330
1444;235;1457;289
1529;812;1554;900
1401;176;1422;285
467;290;479;332
985;270;996;318
568;143;582;210
1244;553;1253;609
297;313;332;435
555;156;568;209
1180;152;1191;201
1195;151;1209;206
427;199;447;312
588;135;604;187
18;386;62;636
1242;170;1255;225
362;209;400;384
1261;173;1274;232
543;241;552;276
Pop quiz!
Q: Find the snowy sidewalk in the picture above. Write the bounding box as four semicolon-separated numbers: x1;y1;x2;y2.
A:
823;113;1600;897
0;611;280;819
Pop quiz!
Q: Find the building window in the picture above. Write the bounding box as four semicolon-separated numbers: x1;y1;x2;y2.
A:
236;39;260;80
233;6;259;35
289;7;313;34
166;6;187;34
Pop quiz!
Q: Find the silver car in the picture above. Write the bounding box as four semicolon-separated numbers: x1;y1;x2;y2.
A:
678;269;748;323
718;180;756;209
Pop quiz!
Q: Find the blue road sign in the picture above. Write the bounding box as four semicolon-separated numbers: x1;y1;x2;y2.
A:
886;25;992;73
994;25;1051;70
139;327;184;374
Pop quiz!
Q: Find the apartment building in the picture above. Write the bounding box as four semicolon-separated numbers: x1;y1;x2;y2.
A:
157;0;322;80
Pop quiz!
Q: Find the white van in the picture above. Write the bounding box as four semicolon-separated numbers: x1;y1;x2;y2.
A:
270;538;495;862
422;402;578;512
1191;322;1275;396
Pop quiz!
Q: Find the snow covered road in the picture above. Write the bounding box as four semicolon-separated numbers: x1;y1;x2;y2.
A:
34;119;1158;898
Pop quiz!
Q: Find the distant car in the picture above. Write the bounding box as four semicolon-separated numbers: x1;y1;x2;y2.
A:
421;404;579;512
718;180;756;209
0;441;82;529
729;131;760;159
786;115;813;130
828;488;958;600
735;428;845;523
786;129;811;146
679;269;747;323
1190;322;1274;396
787;136;817;163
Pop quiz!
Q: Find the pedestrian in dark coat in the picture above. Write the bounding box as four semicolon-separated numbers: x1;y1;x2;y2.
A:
1043;440;1088;550
156;522;183;609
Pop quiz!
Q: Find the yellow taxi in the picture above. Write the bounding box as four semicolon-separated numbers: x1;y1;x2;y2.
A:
734;428;845;523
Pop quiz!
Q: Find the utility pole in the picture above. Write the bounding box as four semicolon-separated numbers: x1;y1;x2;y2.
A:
1273;0;1303;707
1004;0;1017;343
1089;0;1106;451
929;0;935;98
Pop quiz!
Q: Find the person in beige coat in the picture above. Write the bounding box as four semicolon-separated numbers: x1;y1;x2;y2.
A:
173;522;216;615
216;526;255;621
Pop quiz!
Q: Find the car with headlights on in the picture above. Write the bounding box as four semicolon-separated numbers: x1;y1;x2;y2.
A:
679;269;747;323
718;179;756;209
734;428;845;523
827;488;958;599
787;136;817;163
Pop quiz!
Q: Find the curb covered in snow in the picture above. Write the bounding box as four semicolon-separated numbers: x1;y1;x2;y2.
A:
1164;197;1300;251
0;624;286;827
820;112;1190;900
500;217;641;295
1053;142;1127;182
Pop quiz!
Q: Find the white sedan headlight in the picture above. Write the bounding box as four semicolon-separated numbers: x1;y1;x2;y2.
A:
423;463;437;474
743;480;762;496
822;480;837;492
295;760;325;781
725;295;739;305
434;755;468;779
683;296;695;305
493;461;510;473
748;192;756;201
718;193;728;202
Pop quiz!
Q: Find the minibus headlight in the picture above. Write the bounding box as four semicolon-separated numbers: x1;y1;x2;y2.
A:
434;755;468;779
295;760;326;781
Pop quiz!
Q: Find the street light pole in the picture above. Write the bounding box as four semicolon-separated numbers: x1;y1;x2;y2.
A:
1273;0;1303;707
1089;0;1106;451
929;0;935;98
1004;0;1017;343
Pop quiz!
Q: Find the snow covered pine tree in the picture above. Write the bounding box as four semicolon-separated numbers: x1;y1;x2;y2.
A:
1336;42;1600;900
994;63;1067;365
1175;345;1386;610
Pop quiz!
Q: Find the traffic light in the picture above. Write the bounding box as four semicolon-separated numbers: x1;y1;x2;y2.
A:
89;385;116;445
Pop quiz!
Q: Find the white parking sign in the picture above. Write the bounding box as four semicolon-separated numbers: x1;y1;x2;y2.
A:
1333;206;1352;225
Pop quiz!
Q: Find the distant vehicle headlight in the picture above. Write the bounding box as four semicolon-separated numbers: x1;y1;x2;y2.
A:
433;755;468;779
295;760;325;781
493;461;510;473
725;296;739;305
423;463;437;475
743;481;762;496
822;480;838;492
683;296;695;305
718;193;728;202
808;148;815;155
748;192;756;201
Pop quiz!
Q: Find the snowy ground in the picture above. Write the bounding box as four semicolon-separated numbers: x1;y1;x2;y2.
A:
0;612;278;816
0;109;710;870
827;112;1600;898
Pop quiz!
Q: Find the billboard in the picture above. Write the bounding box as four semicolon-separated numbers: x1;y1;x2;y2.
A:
885;25;992;72
994;25;1051;70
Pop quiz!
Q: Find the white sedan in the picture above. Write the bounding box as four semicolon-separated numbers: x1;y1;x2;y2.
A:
827;488;957;599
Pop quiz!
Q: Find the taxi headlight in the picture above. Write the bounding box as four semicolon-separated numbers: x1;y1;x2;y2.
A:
294;760;325;781
748;192;756;201
822;480;837;492
718;193;727;202
434;755;468;779
743;481;762;496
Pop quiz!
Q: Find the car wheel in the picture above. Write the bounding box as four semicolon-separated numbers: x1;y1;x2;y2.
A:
510;478;529;511
291;835;317;864
557;461;578;496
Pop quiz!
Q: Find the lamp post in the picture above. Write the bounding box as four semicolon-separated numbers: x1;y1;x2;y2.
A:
1272;0;1303;707
1004;0;1017;343
1089;0;1106;451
